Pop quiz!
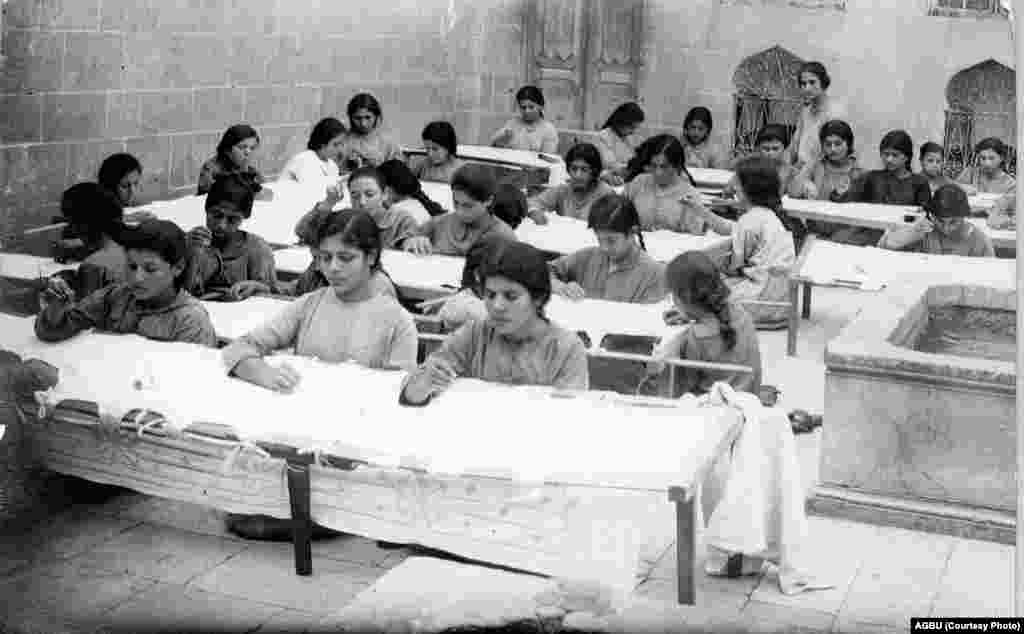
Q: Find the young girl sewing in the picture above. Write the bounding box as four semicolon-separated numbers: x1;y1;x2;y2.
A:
790;120;862;202
989;191;1016;231
594;102;645;186
197;124;269;199
339;93;405;170
379;159;448;224
278;117;345;192
36;219;217;347
956;137;1016;196
624;135;733;235
681;107;731;170
434;235;512;331
404;164;517;256
877;184;994;258
411;121;464;183
549;194;665;304
919;142;954;194
526;143;615;225
59;183;128;297
490;86;559;154
185;174;278;302
222;209;418;392
99;153;143;208
400;240;588;405
652;251;762;396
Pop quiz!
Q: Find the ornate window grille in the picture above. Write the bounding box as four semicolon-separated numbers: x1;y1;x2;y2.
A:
943;59;1017;177
731;46;805;158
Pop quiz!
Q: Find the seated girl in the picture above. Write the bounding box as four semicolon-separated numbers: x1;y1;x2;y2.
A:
379;159;448;224
36;220;217;347
339;93;404;170
988;191;1016;231
841;130;931;246
491;181;529;230
651;251;762;396
435;235;512;331
594;102;645;186
681;107;731;170
526;143;615;225
789;120;863;202
549;194;665;304
721;156;796;328
400;240;589;405
877;184;994;258
624;135;732;235
58;183;128;297
197;124;270;200
404;164;517;256
278;117;345;194
919;142;954;195
411;121;464;183
749;125;800;196
956;137;1016;196
222;210;418;393
489;86;559;154
185;174;278;302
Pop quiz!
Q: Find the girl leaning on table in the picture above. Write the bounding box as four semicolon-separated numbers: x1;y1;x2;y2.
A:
490;85;560;154
594;102;645;186
400;240;589;406
681;106;732;171
411;121;465;183
955;137;1016;196
197;124;271;201
877;184;994;258
36;219;217;348
526;143;615;226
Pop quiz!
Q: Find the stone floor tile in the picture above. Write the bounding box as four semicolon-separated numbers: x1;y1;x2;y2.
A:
312;534;400;568
113;497;238;540
68;522;251;584
0;608;107;634
98;583;286;633
0;508;141;565
738;600;836;633
642;542;762;598
635;578;751;613
833;616;911;633
189;542;386;613
928;538;1013;618
252;608;327;633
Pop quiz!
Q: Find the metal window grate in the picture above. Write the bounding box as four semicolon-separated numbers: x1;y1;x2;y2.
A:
943;109;1017;177
732;94;802;157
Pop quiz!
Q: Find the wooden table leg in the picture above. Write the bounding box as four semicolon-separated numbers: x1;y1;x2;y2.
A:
787;281;799;357
801;281;812;319
668;486;697;605
285;454;315;576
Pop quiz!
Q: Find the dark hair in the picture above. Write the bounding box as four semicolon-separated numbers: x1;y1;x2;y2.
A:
926;184;970;218
587;194;646;251
798;61;831;91
477;240;552;319
216;124;260;166
460;235;513;294
117;219;190;289
347;93;383;128
97;153;142;193
451;164;497;203
644;134;696;186
665;251;737;350
974;137;1008;162
564;143;603;186
515;86;545;109
347;166;385;191
205;173;255;218
377;160;447;217
734;155;783;210
307;117;346;152
818;119;854;154
422;121;458;156
756;124;789;148
879;130;914;163
683;107;713;133
61;182;124;247
920;141;944;160
491;182;528;229
313;208;384;270
602;102;645;133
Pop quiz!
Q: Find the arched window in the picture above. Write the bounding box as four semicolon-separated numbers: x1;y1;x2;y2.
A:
943;59;1017;176
731;46;805;156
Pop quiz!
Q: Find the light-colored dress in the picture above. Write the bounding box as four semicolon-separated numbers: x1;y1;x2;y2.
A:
550;246;665;304
723;207;795;326
877;224;995;258
417;213;516;257
186;231;278;297
410;156;464;183
491;118;559;154
339;129;404;168
682;138;731;170
791;156;864;202
222;289;418;372
594;128;639;174
788;95;847;168
278;150;339;195
528;182;615;221
624;174;732;235
955;167;1016;195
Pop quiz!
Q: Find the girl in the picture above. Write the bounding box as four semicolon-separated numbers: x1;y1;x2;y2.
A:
595;102;645;185
788;61;846;169
988;191;1016;231
526;143;615;225
721;156;796;328
919;142;954;194
790;120;863;202
404;164;517;256
36;219;217;347
278;117;345;193
98;153;143;208
878;184;994;257
58;183;128;297
185;174;278;302
752;124;799;195
400;240;589;405
378;159;448;224
652;250;763;396
956;137;1016;196
549;194;665;304
681;107;731;170
491;181;529;230
624;135;733;235
411;121;464;183
197;124;270;200
490;86;559;154
339;93;404;170
435;235;512;331
842;130;931;246
222;210;418;392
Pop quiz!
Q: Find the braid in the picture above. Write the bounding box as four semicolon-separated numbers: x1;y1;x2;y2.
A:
705;287;737;350
412;189;447;217
681;165;696;187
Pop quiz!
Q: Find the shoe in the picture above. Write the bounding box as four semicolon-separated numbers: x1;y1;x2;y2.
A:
789;409;822;434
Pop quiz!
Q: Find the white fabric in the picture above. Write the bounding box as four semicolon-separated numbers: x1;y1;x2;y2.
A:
202;296;292;341
0;253;76;281
277;149;340;198
688;168;734;190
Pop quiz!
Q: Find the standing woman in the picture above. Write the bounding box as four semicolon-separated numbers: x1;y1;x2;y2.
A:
411;121;465;183
339;93;404;170
787;61;846;170
278;117;346;195
198;124;270;200
681;107;731;170
594;102;645;185
526;143;614;225
490;86;559;154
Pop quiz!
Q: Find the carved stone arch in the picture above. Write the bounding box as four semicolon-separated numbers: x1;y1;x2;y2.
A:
946;59;1015;114
730;46;806;156
943;59;1016;176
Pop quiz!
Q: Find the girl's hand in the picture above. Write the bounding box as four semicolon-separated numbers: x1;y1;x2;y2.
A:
228;280;269;301
39;276;75;309
260;361;302;393
662;308;690;327
323;184;343;207
405;357;457;402
124;210;156;223
527;209;549;225
404;236;433;256
911;216;934;238
554;280;585;301
600;170;624;187
188;226;213;249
